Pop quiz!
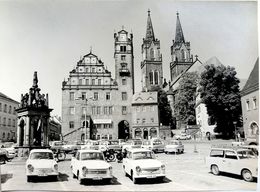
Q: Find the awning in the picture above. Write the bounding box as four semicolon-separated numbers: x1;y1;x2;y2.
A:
93;119;112;124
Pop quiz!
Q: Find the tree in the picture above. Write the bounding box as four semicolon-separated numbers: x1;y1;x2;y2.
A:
199;64;242;138
174;72;199;125
150;86;174;127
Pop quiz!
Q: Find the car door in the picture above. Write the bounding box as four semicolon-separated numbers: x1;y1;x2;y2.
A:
124;151;132;174
223;150;239;174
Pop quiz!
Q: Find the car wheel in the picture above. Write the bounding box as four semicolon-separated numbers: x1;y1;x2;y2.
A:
77;171;83;184
211;165;220;175
242;169;253;182
131;170;137;184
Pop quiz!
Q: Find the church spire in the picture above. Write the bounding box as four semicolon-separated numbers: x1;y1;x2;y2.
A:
145;9;155;41
175;12;185;43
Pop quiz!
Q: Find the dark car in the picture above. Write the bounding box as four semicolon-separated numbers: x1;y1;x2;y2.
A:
0;148;8;164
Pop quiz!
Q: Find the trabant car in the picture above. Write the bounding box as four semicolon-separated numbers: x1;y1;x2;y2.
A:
81;140;99;150
106;140;121;152
206;147;258;182
141;139;165;153
164;140;184;154
26;149;58;182
122;148;166;184
122;139;142;152
71;149;113;184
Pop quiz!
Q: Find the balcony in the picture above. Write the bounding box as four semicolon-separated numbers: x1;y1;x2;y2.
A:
119;68;130;76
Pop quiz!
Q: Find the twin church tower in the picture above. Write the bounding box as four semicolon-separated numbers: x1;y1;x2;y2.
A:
61;10;194;140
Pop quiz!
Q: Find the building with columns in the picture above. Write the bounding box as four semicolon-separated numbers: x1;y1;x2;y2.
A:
62;28;134;141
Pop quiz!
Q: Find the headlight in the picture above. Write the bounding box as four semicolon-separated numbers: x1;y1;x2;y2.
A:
136;166;141;173
82;166;88;176
54;164;58;171
109;166;113;174
27;164;34;172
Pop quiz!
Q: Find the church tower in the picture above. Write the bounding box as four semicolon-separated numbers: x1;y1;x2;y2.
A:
170;12;193;82
114;27;135;94
141;10;163;91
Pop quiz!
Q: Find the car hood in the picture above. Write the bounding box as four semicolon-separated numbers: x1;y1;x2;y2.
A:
134;159;162;168
78;160;110;169
26;159;57;168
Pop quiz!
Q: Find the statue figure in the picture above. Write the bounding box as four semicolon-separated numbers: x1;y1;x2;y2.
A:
32;71;38;88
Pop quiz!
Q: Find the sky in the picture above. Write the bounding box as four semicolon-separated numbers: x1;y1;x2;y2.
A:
0;0;258;117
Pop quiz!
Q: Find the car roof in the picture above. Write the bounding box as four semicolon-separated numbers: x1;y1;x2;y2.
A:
127;148;151;153
30;149;53;153
78;149;102;153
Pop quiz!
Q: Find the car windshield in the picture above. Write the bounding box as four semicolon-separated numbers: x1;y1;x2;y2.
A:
237;150;257;159
30;152;54;160
169;141;180;145
133;151;155;160
133;140;142;145
108;141;119;145
81;152;104;160
53;142;63;146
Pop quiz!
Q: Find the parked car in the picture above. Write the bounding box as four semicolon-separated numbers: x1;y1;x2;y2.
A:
63;141;81;153
1;142;16;159
175;133;192;140
106;140;121;152
240;145;258;156
141;139;165;153
26;149;59;182
164;140;184;154
81;140;99;150
0;148;8;164
122;139;142;151
205;147;258;182
123;148;166;184
71;149;113;184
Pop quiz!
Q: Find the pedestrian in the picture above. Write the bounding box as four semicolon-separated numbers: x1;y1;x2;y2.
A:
237;132;241;142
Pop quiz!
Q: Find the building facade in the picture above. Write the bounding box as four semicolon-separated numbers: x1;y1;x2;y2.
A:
241;58;259;145
0;92;19;142
132;92;159;139
141;10;163;91
62;29;134;141
49;116;62;141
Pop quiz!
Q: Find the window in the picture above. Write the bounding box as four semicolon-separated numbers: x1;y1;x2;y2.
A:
98;79;101;85
92;106;96;115
210;150;224;157
149;71;153;85
109;106;113;115
97;106;101;115
9;106;12;114
13;107;16;114
69;121;74;128
86;68;89;73
0;103;2;111
121;55;126;61
151;118;154;123
86;79;89;85
8;118;11;126
122;92;127;100
122;79;126;85
120;46;126;52
142;118;146;124
142;106;146;112
82;92;86;100
150;48;154;59
79;79;83;85
122;106;127;115
225;150;238;160
97;135;101;140
7;133;10;138
181;49;185;60
106;92;110;100
104;124;108;129
253;97;257;109
246;100;250;111
3;117;6;125
96;124;101;129
104;106;108;115
92;68;95;73
136;106;140;112
136;118;140;124
109;134;112;140
4;104;7;112
69;92;74;101
154;71;159;85
3;132;5;138
13;119;15;127
94;92;98;100
69;107;75;115
92;79;95;85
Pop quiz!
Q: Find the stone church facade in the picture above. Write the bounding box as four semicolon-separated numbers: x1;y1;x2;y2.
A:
62;29;134;141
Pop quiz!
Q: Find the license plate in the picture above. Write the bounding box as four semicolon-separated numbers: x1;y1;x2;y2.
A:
147;175;156;178
93;177;102;180
38;173;47;176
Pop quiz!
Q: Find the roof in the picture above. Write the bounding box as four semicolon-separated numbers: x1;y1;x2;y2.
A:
0;92;19;104
132;91;158;105
241;58;259;96
174;12;185;44
145;10;155;41
30;149;53;153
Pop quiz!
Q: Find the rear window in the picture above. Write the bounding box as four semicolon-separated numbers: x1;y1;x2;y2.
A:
133;140;142;145
153;140;162;145
108;141;119;145
210;149;224;157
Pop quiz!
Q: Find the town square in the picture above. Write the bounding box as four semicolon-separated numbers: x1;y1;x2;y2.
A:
0;0;259;191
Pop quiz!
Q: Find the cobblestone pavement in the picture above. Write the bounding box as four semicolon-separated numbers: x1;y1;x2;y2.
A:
0;139;258;191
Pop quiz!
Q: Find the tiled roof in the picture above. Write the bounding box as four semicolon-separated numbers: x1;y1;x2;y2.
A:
241;58;259;95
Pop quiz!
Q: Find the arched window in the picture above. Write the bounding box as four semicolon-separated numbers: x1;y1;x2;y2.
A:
181;49;185;61
150;48;154;60
149;71;154;85
154;70;159;85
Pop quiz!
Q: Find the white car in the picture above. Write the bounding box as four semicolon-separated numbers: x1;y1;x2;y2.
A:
71;149;113;184
26;149;58;182
175;133;192;140
206;147;258;182
122;148;166;184
141;139;165;153
122;139;142;152
81;140;99;150
164;140;184;154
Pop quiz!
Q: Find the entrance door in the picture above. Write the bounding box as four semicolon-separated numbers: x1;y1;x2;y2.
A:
118;120;129;139
143;129;148;139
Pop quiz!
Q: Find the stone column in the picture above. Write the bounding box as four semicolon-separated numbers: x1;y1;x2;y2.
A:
17;118;21;146
24;117;30;146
